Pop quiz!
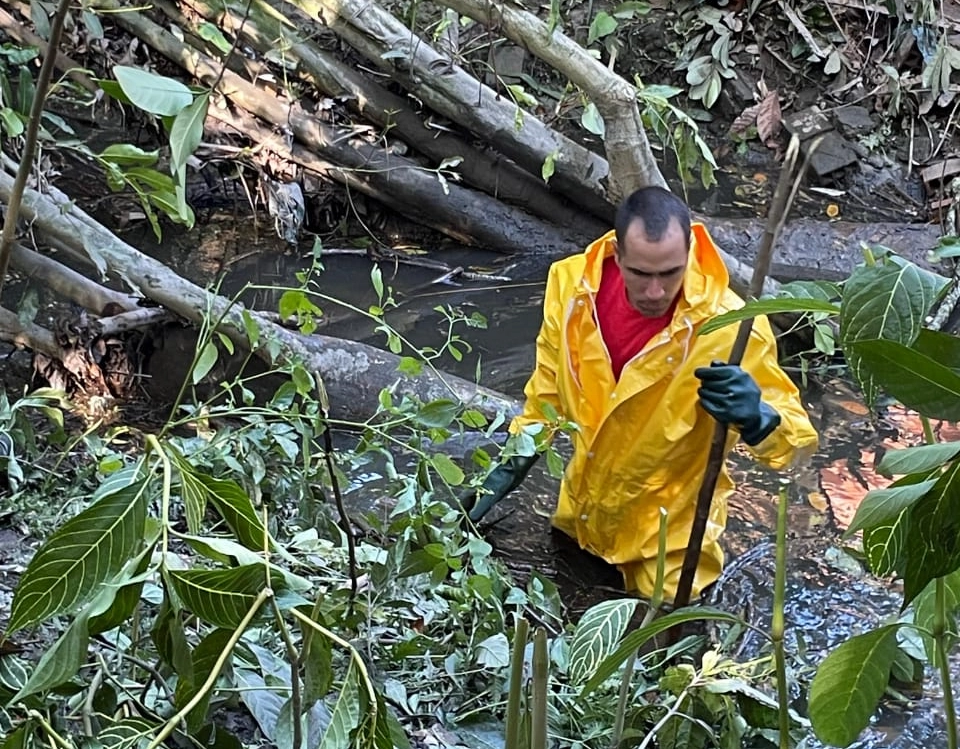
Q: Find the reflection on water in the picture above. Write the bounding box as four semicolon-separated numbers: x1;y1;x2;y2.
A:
189;237;956;749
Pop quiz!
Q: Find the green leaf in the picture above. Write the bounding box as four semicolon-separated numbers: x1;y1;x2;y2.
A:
397;357;422;376
587;11;618;45
98;143;159;167
319;661;363;749
193;341;219;384
89;528;159;634
864;511;909;576
303;616;334;704
461;409;487;428
8;481;150;632
10;612;90;701
809;625;900;747
912;328;960;375
878;441;960;477
430;453;464;486
167;564;272;628
175;628;234;733
568;598;638;684
97;718;160;749
840;260;950;404
242;309;261;349
844;477;938;536
699;298;840;335
152;598;193;679
113;65;193;116
908;568;960;661
580;102;605;136
580;608;743;696
416;399;459;428
197;21;233;54
903;460;960;605
852;338;960;421
0;108;24;137
169;92;209;176
195;473;271;552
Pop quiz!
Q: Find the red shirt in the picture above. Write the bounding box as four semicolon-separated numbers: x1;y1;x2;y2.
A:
596;255;677;380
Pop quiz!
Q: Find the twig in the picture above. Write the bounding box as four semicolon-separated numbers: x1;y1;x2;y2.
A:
321;411;358;605
0;0;73;298
147;588;273;749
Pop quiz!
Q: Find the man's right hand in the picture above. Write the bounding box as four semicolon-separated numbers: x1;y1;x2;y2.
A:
459;454;539;522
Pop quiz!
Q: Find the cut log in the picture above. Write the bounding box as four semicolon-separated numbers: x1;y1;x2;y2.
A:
436;0;666;203
176;0;608;237
285;0;616;221
98;2;593;256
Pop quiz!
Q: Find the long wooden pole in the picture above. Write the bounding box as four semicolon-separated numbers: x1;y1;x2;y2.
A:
672;134;813;610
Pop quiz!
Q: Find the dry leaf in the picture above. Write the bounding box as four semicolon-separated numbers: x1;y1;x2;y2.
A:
756;90;782;146
729;102;760;137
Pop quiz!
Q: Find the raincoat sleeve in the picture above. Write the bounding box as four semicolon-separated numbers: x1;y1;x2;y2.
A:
740;317;819;469
510;264;565;435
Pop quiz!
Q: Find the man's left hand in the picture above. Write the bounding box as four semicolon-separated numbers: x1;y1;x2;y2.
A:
694;361;781;445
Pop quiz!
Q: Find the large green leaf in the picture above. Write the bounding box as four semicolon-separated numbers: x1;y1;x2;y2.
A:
840;261;949;405
568;598;638;684
864;510;909;577
809;625;900;747
699;298;840;336
903;461;960;605
851;338;960;421
89;524;160;634
167;564;275;628
10;611;90;702
579;608;743;696
8;481;150;632
844;477;938;536
175;628;234;733
169;92;209;175
878;441;960;477
196;474;272;551
112;65;193;116
913;328;960;375
319;661;363;749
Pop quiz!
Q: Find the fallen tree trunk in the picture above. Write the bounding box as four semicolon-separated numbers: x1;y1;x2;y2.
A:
177;0;607;237
0;167;522;423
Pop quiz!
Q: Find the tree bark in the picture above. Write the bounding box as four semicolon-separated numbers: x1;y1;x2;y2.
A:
286;0;616;222
98;1;594;255
436;0;666;203
177;0;607;237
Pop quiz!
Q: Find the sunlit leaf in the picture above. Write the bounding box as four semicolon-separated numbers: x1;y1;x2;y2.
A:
840;261;950;405
8;481;150;632
878;441;960;477
809;625;900;747
852;338;960;421
192;342;219;384
864;510;909;576
430;453;464;486
580;608;743;696
580;102;605;136
416;399;458;428
167;564;273;628
844;477;938;536
699;298;839;335
197;21;233;54
587;11;618;45
113;65;193;116
568;598;638;684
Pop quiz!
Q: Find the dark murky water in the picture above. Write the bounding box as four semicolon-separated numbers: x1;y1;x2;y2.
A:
141;216;958;748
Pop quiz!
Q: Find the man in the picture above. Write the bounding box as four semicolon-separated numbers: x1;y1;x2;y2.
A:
464;186;818;602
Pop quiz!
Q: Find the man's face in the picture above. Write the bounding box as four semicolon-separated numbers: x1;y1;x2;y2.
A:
614;217;689;318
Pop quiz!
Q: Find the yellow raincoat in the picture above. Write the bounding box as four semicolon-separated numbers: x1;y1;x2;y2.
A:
512;224;818;601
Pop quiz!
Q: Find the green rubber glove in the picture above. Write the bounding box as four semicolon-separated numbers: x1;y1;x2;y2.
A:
460;454;539;522
694;361;781;446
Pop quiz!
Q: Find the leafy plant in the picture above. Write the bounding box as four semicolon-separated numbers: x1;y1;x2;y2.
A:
701;245;960;748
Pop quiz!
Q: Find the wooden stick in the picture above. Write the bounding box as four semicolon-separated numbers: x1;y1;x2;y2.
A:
672;134;813;611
